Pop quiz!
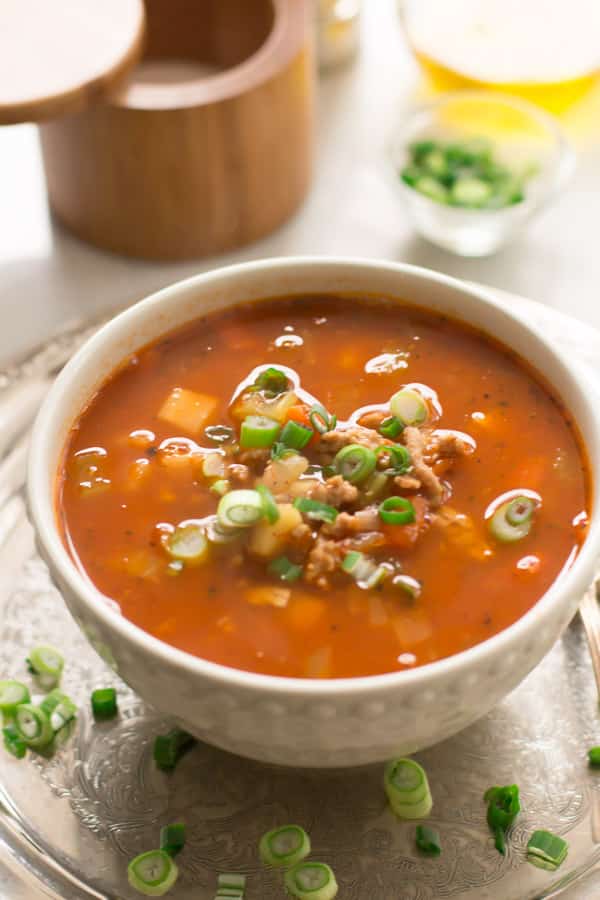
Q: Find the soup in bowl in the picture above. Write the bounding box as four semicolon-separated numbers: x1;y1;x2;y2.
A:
28;259;600;767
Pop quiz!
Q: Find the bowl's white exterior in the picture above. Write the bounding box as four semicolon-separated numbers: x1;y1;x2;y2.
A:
27;258;600;767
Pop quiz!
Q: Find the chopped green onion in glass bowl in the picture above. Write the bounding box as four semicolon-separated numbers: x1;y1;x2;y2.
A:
389;90;575;256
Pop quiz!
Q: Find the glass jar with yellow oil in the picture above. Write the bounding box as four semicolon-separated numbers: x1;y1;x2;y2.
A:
400;0;600;112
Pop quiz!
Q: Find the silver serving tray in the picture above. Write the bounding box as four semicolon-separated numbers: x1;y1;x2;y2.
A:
2;295;600;899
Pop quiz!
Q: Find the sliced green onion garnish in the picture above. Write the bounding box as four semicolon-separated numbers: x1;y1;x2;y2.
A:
362;470;389;502
91;688;118;721
215;889;244;899
127;849;179;897
379;416;403;439
218;490;264;528
166;523;209;564
588;746;600;766
488;497;536;543
416;824;441;856
154;728;196;771
0;680;30;715
392;574;422;600
284;861;338;900
254;367;288;397
160;822;186;857
256;484;280;524
27;645;64;691
271;441;298;461
294;497;338;524
205;424;235;444
308;404;337;435
40;689;78;731
240;415;280;449
210;479;230;496
259;824;311;867
268;555;303;582
376;444;412;475
334;444;376;484
341;551;389;589
2;723;27;759
280;419;313;450
390;389;428;426
526;830;568;870
484;784;520;855
384;758;433;819
379;496;416;525
14;704;53;749
217;874;247;891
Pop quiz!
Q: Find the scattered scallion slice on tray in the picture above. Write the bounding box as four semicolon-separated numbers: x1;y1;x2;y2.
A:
526;830;568;870
91;687;118;721
217;873;246;892
240;415;280;449
2;723;27;759
127;849;179;897
26;645;64;691
334;444;376;484
488;496;537;543
0;680;30;715
160;823;186;857
588;746;600;766
390;389;427;426
416;824;442;856
284;861;338;900
384;757;433;819
484;784;520;855
39;689;77;731
259;824;311;868
218;490;265;528
154;728;196;771
14;704;53;749
294;497;338;524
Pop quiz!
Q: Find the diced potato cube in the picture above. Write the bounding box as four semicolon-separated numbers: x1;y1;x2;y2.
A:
246;586;291;608
158;387;217;435
248;502;303;558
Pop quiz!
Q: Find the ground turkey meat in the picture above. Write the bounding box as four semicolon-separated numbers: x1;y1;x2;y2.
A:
288;522;314;557
357;409;388;430
306;474;358;507
322;507;380;538
317;423;388;461
424;429;475;463
305;537;345;588
394;473;421;491
227;463;250;485
402;426;445;507
237;447;271;468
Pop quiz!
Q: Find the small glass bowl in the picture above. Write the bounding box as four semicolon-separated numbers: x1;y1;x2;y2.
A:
389;91;575;256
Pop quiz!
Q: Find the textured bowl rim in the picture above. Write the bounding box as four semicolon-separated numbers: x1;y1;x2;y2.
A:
27;257;600;697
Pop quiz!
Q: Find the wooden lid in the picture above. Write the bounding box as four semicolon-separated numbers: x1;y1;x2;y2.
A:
0;0;145;125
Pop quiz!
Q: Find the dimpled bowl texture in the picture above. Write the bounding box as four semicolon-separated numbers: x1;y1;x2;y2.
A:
27;258;600;767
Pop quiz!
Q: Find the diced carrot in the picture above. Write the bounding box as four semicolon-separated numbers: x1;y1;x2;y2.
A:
287;597;326;631
285;404;320;446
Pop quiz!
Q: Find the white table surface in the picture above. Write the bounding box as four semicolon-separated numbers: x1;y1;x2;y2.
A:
1;1;600;897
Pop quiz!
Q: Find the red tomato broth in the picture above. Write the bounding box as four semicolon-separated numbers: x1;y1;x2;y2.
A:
57;296;590;679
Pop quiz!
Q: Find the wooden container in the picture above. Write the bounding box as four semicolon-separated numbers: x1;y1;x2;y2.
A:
1;0;315;260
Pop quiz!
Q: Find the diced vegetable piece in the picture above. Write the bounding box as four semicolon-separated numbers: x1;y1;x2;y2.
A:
246;585;291;608
240;415;280;448
284;861;338;900
232;388;298;424
342;552;389;590
253;367;289;396
165;523;209;564
0;680;30;715
262;454;309;492
384;757;433;818
203;453;226;479
128;849;179;897
259;824;311;867
308;404;337;434
160;822;186;857
248;503;303;558
334;444;377;484
27;645;64;691
268;556;303;582
362;471;389;502
379;496;416;525
154;728;196;771
218;490;264;528
294;497;338;524
450;177;493;207
40;689;78;731
14;704;53;749
210;479;230;496
158;387;217;435
526;830;568;870
280;420;314;450
416;824;441;856
390;389;427;426
413;175;449;204
256;484;280;524
3;723;27;759
484;784;520;855
379;416;403;439
588;746;600;766
91;688;118;721
488;496;536;543
217;874;246;891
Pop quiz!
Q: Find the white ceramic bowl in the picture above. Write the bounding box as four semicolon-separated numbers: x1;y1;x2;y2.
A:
28;258;600;768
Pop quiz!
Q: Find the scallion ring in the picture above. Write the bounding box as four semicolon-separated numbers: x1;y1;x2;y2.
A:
254;367;288;397
376;444;411;475
294;497;338;524
379;496;416;525
390;388;428;426
588;746;600;767
308;404;337;435
166;523;209;564
240;415;280;449
259;824;311;867
160;823;186;858
526;830;568;870
416;824;441;856
284;861;338;900
334;444;376;484
384;757;433;818
91;688;118;721
217;874;247;892
268;555;303;582
26;646;64;691
127;849;179;897
271;441;298;461
0;680;30;715
484;784;520;855
488;496;536;543
154;728;196;771
341;551;390;589
14;704;53;749
218;490;265;528
40;689;78;731
256;484;280;524
280;419;313;450
379;416;403;439
392;574;422;600
2;723;27;759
